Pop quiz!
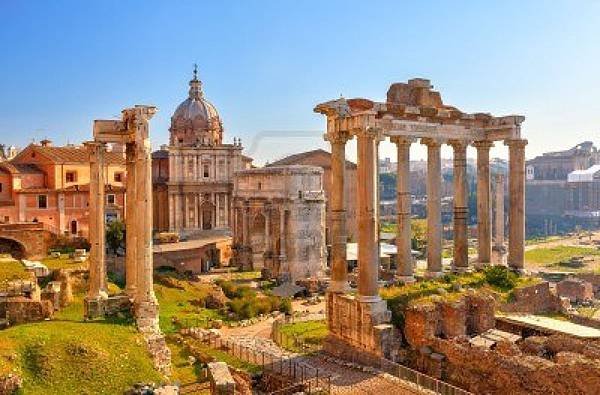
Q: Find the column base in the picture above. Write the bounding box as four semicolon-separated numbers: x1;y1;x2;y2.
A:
395;275;416;284
451;266;471;274
425;271;444;279
327;279;350;293
84;294;108;320
356;294;382;303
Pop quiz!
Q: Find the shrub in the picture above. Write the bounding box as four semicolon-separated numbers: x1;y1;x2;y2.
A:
279;298;292;315
483;266;517;291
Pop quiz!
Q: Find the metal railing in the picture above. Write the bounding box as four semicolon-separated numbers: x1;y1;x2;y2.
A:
196;332;331;394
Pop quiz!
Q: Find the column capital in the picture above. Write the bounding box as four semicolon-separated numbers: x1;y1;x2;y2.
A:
355;126;383;140
421;137;443;148
390;136;415;146
324;131;353;145
448;139;469;151
504;139;528;149
473;140;495;150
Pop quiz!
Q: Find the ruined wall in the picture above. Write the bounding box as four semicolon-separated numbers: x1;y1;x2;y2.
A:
501;282;568;314
0;297;53;324
403;293;496;349
431;336;600;395
556;279;594;303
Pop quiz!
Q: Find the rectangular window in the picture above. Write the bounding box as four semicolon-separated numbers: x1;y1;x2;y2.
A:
107;194;116;205
65;171;77;183
114;172;123;182
38;195;48;209
203;164;210;178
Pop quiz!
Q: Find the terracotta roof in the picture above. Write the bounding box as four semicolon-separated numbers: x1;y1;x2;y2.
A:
268;149;357;169
13;144;125;165
12;164;43;174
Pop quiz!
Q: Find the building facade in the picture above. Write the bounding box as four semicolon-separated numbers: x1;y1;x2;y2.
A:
268;149;358;243
232;166;326;281
154;69;252;236
0;140;126;237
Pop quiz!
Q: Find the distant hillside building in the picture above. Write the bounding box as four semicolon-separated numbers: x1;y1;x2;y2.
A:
0;140;126;237
526;141;600;234
268;149;358;243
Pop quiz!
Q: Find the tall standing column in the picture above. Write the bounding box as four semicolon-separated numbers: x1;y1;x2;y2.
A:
135;132;159;328
422;138;443;277
85;141;108;302
474;140;494;264
279;206;288;276
356;127;380;301
505;139;527;271
326;131;351;292
125;142;137;297
450;140;469;271
391;136;414;282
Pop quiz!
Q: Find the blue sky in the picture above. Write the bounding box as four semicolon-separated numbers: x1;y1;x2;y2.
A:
1;1;599;163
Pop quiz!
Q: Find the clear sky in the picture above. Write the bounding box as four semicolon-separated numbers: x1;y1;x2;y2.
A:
1;1;599;164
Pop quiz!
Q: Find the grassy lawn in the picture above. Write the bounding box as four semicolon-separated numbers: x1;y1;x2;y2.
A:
154;275;226;334
0;321;163;394
0;257;30;282
41;255;87;270
277;320;328;352
525;245;600;265
184;338;261;375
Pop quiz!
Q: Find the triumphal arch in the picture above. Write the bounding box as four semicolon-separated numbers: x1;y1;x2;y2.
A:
84;105;160;332
315;78;526;361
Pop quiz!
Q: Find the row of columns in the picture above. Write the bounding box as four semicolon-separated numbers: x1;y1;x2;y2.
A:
326;128;527;300
168;192;229;231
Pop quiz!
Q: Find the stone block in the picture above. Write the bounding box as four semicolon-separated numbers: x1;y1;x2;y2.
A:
208;362;235;395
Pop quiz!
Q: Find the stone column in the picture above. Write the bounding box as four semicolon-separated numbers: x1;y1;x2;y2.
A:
494;174;505;248
84;141;108;305
325;131;351;292
422;138;443;277
242;201;249;245
391;136;414;282
125;142;137;297
168;193;175;231
450;140;469;272
216;193;220;228
265;203;272;252
184;193;189;229
279;206;288;278
356;127;380;301
135;134;159;329
505;139;527;271
474;140;493;264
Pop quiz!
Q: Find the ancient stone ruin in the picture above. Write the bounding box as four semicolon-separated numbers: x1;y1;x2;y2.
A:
314;78;527;362
84;105;170;372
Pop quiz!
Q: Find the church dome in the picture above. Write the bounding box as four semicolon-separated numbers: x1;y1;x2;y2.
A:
170;67;224;147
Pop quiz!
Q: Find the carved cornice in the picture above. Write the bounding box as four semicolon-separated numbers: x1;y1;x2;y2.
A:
504;139;528;149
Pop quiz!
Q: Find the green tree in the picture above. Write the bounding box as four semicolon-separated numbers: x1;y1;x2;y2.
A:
411;219;427;251
106;219;125;255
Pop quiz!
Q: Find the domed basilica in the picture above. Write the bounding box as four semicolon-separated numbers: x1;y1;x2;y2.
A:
153;68;252;236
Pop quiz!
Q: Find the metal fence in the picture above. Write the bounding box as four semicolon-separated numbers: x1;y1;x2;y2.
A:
379;358;472;395
272;318;325;354
200;333;331;394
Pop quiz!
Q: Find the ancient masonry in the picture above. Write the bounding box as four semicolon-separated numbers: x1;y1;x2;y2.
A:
314;78;526;361
84;105;170;373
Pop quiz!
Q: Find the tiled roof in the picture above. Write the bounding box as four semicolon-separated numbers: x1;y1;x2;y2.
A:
12;163;43;174
268;149;357;169
14;144;125;165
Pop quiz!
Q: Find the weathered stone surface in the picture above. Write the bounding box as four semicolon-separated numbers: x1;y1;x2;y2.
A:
0;373;22;395
208;362;235;395
557;278;594;303
501;282;564;314
204;286;228;309
0;297;53;324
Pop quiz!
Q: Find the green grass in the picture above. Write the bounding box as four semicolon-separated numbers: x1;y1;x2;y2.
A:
277;320;328;352
154;275;225;334
0;257;30;281
184;339;261;374
41;255;87;270
167;337;209;385
0;321;163;394
525;245;600;264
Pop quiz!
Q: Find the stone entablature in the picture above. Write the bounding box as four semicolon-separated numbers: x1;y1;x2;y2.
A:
232;165;326;281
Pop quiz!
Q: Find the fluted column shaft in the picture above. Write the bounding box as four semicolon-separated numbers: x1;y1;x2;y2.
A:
506;139;527;270
474;140;493;264
125;143;137;297
356;128;380;300
450;140;469;271
326;132;351;292
85;141;108;300
391;137;414;280
422;138;442;276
